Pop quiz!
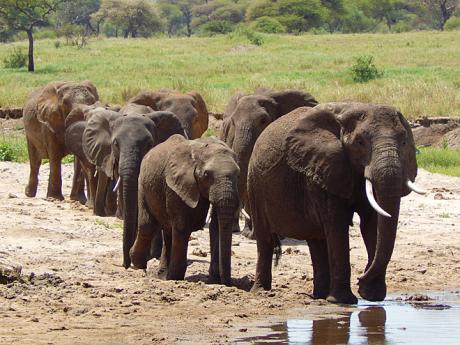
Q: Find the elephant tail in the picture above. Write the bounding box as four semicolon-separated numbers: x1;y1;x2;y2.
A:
273;234;282;266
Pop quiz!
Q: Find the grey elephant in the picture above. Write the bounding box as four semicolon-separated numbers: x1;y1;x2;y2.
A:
125;90;209;139
129;135;240;286
23;80;99;201
220;89;318;237
247;102;426;304
83;110;187;268
64;103;117;211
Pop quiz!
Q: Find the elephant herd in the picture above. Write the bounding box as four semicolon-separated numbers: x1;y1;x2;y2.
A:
22;80;426;304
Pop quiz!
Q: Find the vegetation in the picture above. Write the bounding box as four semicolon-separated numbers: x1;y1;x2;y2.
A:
0;133;28;162
350;55;383;83
417;147;460;177
1;31;460;118
2;47;27;69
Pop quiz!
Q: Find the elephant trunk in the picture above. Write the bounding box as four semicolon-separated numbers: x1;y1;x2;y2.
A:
232;125;255;206
359;143;402;300
120;156;142;269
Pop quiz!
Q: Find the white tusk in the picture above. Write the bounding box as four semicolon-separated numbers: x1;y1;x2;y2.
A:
113;177;121;193
241;208;250;220
94;170;98;178
365;179;391;218
206;207;212;224
406;180;427;195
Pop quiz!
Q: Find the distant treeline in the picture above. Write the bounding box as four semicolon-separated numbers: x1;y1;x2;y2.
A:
1;0;460;43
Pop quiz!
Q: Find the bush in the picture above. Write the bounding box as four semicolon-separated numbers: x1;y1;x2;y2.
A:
231;26;265;46
58;24;88;48
3;47;27;69
445;17;460;31
251;16;286;33
54;40;61;49
0;143;15;161
200;20;234;36
350;55;383;83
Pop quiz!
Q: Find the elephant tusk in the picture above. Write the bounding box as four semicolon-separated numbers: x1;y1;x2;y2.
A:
406;179;427;195
365;179;391;218
206;207;212;224
241;208;250;220
94;170;98;178
113;177;121;193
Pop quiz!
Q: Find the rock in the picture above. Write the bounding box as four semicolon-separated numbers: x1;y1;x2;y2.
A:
412;122;458;147
192;248;207;257
437;127;460;149
0;255;22;284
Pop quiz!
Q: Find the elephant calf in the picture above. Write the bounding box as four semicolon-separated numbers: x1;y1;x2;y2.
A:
130;135;240;286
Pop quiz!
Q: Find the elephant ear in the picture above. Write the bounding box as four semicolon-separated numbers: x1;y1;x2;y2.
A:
65;104;91;128
144;111;187;142
127;91;165;110
223;91;246;119
83;110;121;179
268;89;319;117
36;82;67;134
81;80;99;101
187;91;209;135
285;106;353;199
120;102;153;115
165;140;200;208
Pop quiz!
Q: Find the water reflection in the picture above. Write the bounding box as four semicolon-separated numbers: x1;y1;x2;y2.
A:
235;302;460;345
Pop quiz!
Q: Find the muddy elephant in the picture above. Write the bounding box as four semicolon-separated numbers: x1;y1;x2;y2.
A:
126;90;208;139
248;102;426;304
64;103;117;211
83;110;187;268
23;80;99;200
220;89;318;237
130;135;240;286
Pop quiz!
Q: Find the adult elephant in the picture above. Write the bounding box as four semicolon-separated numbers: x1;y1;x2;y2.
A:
247;102;426;304
130;135;240;286
126;90;209;139
83;110;187;268
220;89;318;237
23;80;99;200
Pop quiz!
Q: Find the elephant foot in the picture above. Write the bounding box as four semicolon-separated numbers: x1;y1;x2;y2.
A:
241;226;256;240
85;199;94;209
46;192;64;201
358;280;387;302
208;272;220;284
115;207;123;220
311;288;329;300
70;193;87;205
326;290;358;305
129;249;147;270
25;184;37;197
155;267;168;280
250;281;270;293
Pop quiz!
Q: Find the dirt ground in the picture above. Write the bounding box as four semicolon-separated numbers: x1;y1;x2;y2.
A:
0;159;459;344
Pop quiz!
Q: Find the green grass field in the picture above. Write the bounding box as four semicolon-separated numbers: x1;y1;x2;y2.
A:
1;31;460;118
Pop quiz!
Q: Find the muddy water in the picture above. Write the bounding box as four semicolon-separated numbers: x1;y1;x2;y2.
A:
234;294;460;345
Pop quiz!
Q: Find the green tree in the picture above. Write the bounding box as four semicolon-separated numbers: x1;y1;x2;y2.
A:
421;0;459;30
157;1;184;36
277;0;327;32
362;0;410;30
57;0;100;35
0;0;65;71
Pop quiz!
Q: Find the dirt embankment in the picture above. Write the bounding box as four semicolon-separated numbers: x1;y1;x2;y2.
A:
0;161;459;344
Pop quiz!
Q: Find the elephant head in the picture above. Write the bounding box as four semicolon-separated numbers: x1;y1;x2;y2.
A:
127;90;209;139
221;89;318;206
83;110;186;268
165;136;240;284
286;102;422;301
37;81;99;140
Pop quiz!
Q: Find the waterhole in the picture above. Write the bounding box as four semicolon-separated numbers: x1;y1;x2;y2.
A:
233;293;460;345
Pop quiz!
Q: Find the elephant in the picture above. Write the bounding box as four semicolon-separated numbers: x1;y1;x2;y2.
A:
125;90;209;139
64;103;117;211
129;135;240;286
23;80;99;200
220;89;318;237
247;102;426;304
83;110;187;268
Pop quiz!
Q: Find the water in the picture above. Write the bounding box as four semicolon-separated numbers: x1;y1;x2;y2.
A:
234;294;460;345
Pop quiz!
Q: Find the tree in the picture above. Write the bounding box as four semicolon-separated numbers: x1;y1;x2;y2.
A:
157;1;184;36
362;0;410;30
421;0;459;30
57;0;101;35
0;0;65;71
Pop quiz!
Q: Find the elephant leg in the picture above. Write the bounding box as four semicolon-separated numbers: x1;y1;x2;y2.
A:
307;239;330;299
241;217;255;239
104;179;117;216
130;200;158;269
324;215;357;304
25;137;41;197
157;229;171;280
85;165;97;209
167;229;189;281
149;231;163;260
94;172;108;216
70;158;87;204
208;207;220;283
47;155;64;200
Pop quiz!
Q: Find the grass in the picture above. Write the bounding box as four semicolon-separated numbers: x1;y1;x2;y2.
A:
0;31;460;119
417;147;460;177
0;133;28;162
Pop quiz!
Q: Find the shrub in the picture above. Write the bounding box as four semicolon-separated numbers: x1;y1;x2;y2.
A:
350;55;383;83
251;16;286;33
231;26;265;46
58;24;88;48
3;47;27;69
445;17;460;31
200;20;234;36
54;40;61;49
0;143;15;161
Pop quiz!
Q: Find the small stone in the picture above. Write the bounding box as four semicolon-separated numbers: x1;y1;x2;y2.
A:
131;300;141;306
31;317;39;322
82;282;93;288
192;248;207;257
239;328;248;332
8;193;18;199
